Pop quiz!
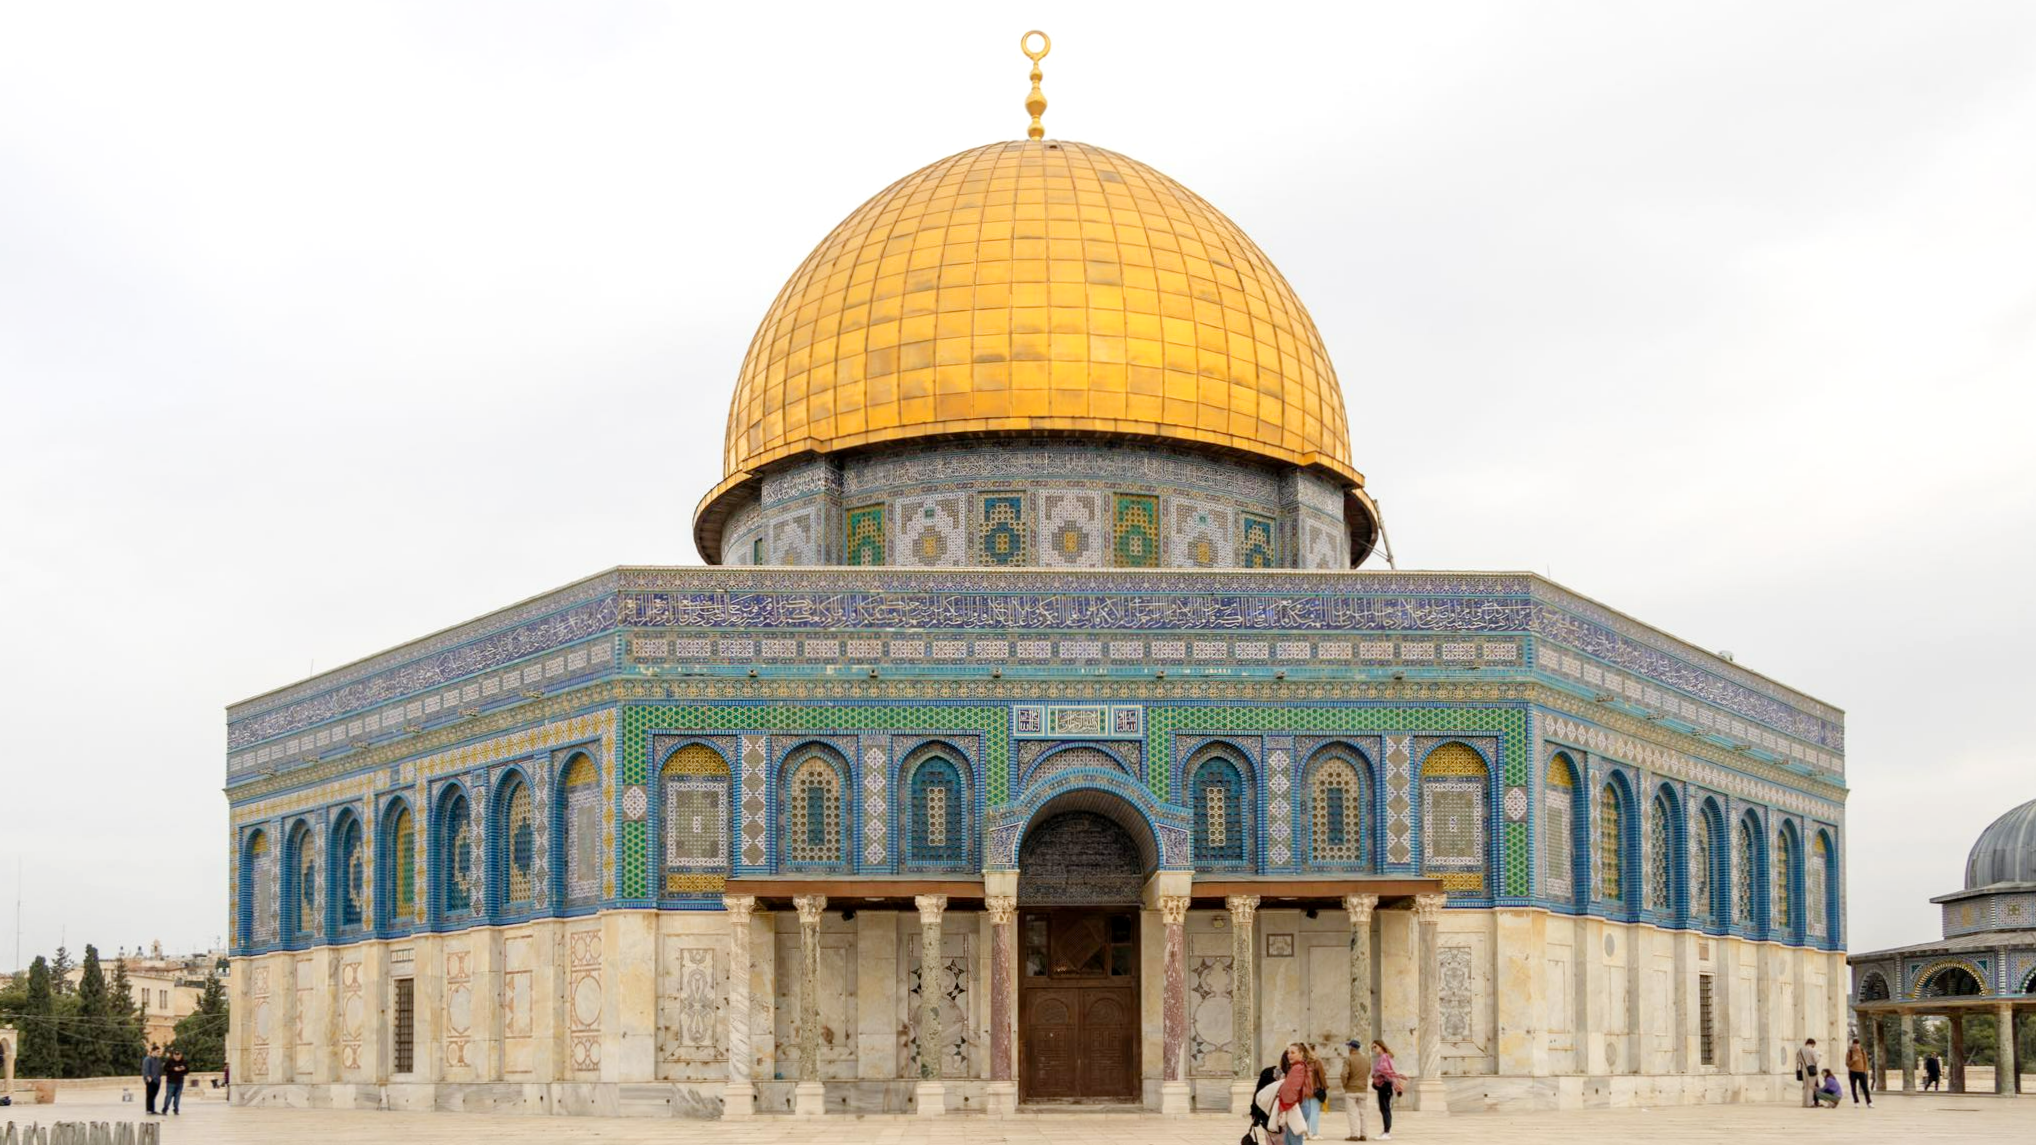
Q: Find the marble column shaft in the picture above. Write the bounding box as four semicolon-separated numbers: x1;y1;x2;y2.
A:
1160;895;1190;1084
1227;895;1261;1079
915;895;947;1081
1996;1003;2016;1096
1898;1013;1916;1094
1414;894;1446;1093
987;896;1017;1084
1343;894;1377;1047
723;895;756;1115
793;895;827;1084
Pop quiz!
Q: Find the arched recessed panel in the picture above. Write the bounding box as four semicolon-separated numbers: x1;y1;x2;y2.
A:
1019;811;1146;905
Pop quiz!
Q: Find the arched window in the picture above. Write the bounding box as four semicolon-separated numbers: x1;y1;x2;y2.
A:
1646;792;1674;915
1810;831;1834;942
1691;799;1723;927
1919;965;1983;998
782;748;848;868
1192;755;1247;867
379;800;417;930
494;773;537;915
905;753;968;870
282;820;315;945
662;744;731;896
1421;742;1488;893
1308;750;1367;866
244;829;275;948
555;753;603;910
1598;784;1625;905
1774;826;1797;937
1544;754;1579;903
435;786;477;922
1734;815;1759;930
330;811;365;934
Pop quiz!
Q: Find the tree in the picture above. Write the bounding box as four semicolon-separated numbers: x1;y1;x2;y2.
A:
172;971;228;1072
70;945;113;1078
104;956;146;1071
48;945;74;995
17;956;58;1078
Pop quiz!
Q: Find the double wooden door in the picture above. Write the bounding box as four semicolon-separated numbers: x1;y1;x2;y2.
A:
1018;909;1140;1102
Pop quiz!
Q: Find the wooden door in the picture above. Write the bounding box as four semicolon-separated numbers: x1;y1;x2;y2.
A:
1018;909;1140;1101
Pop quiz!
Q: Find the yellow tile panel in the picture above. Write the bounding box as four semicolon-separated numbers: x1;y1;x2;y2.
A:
717;139;1355;487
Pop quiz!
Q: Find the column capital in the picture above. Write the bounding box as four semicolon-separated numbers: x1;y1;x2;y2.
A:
1342;893;1378;925
1159;895;1191;926
1413;892;1447;923
1224;894;1260;925
793;894;828;925
985;895;1018;926
722;894;757;923
915;894;949;924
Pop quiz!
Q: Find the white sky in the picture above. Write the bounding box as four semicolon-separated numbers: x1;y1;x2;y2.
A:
2;1;2033;968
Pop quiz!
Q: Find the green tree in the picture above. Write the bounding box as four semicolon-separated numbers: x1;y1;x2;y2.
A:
18;956;58;1077
48;945;74;995
104;956;146;1073
172;972;228;1072
70;945;113;1077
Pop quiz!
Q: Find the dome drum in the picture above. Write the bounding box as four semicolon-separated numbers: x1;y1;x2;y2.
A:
708;439;1364;570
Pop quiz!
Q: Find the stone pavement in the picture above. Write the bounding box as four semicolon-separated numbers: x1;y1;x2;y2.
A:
5;1094;2033;1144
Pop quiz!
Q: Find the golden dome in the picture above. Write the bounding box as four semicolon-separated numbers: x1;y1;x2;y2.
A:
698;139;1367;557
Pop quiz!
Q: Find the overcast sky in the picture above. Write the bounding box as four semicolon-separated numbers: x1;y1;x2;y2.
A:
3;1;2033;968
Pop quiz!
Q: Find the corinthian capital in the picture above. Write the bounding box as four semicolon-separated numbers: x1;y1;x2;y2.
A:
793;894;828;926
1342;893;1378;926
1159;895;1191;926
985;895;1018;926
1413;892;1447;923
722;893;757;923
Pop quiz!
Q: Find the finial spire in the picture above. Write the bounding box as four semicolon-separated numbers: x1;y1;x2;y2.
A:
1021;30;1051;140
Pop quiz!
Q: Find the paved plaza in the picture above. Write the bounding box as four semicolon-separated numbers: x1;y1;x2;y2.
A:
6;1094;2033;1144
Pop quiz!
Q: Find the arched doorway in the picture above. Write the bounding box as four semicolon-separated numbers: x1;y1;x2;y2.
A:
1015;797;1157;1104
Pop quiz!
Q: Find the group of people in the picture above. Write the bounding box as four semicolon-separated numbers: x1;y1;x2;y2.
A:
139;1045;192;1115
1251;1039;1405;1143
1795;1036;1878;1108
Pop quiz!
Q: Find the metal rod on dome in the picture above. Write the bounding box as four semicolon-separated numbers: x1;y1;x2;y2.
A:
1374;499;1399;569
1022;31;1051;139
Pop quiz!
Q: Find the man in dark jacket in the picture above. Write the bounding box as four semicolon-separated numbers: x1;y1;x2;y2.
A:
141;1045;164;1114
162;1049;191;1115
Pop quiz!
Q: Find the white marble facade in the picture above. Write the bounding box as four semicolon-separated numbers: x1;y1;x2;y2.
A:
228;899;1850;1117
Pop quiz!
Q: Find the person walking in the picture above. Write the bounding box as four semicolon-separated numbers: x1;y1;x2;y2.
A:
1340;1039;1371;1141
141;1045;163;1115
162;1049;190;1115
1369;1041;1404;1141
1298;1043;1329;1138
1923;1051;1942;1091
1795;1038;1821;1108
1845;1037;1872;1106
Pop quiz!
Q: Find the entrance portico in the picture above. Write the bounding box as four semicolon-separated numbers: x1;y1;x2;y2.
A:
718;861;1444;1117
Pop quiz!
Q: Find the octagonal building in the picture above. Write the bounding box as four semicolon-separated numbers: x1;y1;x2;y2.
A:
223;117;1849;1118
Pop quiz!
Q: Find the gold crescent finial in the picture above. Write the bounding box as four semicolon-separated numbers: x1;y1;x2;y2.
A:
1021;30;1051;140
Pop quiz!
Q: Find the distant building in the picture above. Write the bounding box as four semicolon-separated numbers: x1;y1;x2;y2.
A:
1849;798;2033;1094
70;946;226;1050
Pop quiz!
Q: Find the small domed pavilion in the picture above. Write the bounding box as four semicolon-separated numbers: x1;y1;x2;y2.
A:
1849;797;2036;1094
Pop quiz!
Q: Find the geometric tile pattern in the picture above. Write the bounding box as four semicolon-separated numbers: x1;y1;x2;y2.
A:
1384;735;1413;866
1112;493;1160;568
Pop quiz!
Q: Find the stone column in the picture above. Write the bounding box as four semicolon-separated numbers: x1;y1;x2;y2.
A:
1226;895;1263;1112
1160;894;1192;1116
1;1024;16;1097
1871;1013;1887;1092
1412;893;1450;1113
1344;894;1377;1048
985;895;1018;1116
1996;1003;2016;1096
792;894;827;1117
722;895;757;1118
913;894;949;1116
1949;1012;1966;1093
1898;1012;1916;1094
